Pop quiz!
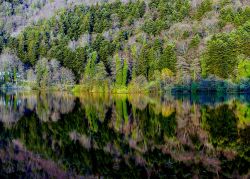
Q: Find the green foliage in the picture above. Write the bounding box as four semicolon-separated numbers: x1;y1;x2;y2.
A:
135;41;173;81
11;1;145;82
182;31;190;39
194;0;213;20
115;54;123;87
84;51;97;81
35;58;50;88
1;0;250;92
236;56;250;80
137;44;150;78
95;61;108;81
204;34;238;79
142;19;166;36
4;71;10;83
219;0;231;7
201;56;207;78
13;67;17;83
203;21;250;79
202;105;238;147
128;75;148;93
237;21;250;57
189;34;201;49
122;59;128;86
160;44;177;73
144;0;190;35
0;35;4;54
220;6;250;26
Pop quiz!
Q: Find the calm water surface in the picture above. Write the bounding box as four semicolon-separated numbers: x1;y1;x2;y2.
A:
0;91;249;178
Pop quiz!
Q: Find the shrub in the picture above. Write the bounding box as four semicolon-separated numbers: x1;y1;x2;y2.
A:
194;0;213;20
189;34;201;49
128;75;148;93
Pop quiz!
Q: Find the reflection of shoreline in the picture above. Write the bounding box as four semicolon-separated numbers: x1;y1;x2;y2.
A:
0;91;76;124
75;93;250;177
172;92;250;105
0;92;249;178
0;92;26;125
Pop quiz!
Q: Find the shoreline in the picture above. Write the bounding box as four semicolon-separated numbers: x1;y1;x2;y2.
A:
1;85;250;95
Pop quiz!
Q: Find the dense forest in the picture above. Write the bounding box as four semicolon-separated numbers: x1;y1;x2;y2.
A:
0;0;250;93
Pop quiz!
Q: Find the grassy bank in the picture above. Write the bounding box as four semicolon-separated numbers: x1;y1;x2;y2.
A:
2;79;250;95
72;85;129;94
72;79;250;95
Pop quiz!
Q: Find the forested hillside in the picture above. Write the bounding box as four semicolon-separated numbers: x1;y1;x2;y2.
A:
1;0;250;92
0;0;117;36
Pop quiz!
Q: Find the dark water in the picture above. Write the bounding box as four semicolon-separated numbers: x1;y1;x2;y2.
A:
0;91;249;178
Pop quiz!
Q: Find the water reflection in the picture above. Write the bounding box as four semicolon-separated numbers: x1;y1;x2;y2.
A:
0;91;75;124
0;91;249;178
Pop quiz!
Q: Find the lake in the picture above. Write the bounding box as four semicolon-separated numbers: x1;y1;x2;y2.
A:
0;91;249;178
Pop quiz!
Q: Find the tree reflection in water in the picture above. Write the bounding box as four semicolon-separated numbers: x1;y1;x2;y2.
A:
0;91;249;178
0;91;75;124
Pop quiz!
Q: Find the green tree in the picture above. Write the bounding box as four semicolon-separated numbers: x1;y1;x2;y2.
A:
122;59;128;86
13;67;17;84
84;51;98;81
35;58;50;88
204;34;238;79
95;61;108;82
115;54;123;87
159;44;177;73
194;0;212;20
137;44;149;78
189;34;201;49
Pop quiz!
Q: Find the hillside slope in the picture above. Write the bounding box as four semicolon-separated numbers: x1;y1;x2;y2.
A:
1;0;250;92
1;0;124;36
